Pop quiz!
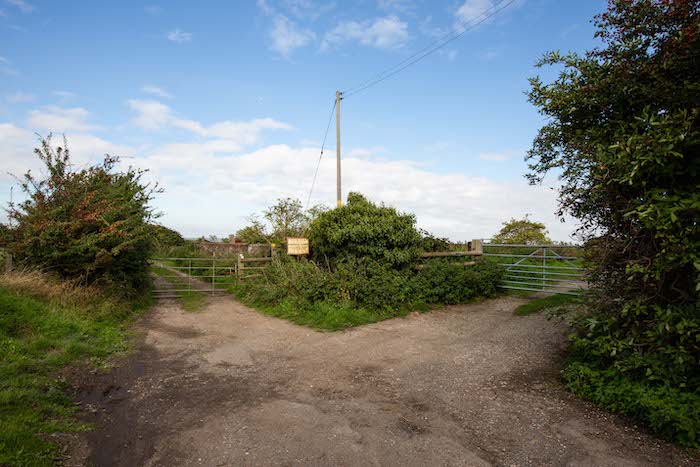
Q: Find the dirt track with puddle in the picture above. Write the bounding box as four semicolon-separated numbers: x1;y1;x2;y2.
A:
63;294;698;466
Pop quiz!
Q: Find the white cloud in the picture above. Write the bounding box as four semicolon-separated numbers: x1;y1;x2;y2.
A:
377;0;415;14
0;56;19;76
479;153;509;162
455;0;494;23
268;15;315;56
52;90;75;101
127;99;291;150
347;146;385;157
144;5;161;15
0;124;133;179
127;99;172;130
6;91;34;103
322;16;409;50
6;0;34;13
131;142;576;241
0;123;35;183
258;0;331;21
257;0;275;16
26;106;96;132
167;29;192;43
141;85;172;99
0;115;577;241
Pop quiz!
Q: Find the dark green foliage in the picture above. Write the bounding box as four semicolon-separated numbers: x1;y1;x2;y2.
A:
418;229;452;252
309;192;422;268
234;193;504;330
527;0;700;446
563;362;700;449
235;218;269;244
492;217;551;245
414;259;503;305
152;224;185;251
231;256;502;330
3;136;159;292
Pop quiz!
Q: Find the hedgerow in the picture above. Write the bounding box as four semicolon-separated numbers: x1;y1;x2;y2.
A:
232;193;503;330
527;0;700;447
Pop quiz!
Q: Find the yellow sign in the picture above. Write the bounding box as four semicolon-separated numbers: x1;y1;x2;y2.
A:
286;237;309;255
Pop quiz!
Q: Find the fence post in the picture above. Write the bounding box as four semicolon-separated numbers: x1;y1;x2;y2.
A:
212;258;216;295
4;253;13;274
237;254;243;284
471;239;482;255
542;248;547;291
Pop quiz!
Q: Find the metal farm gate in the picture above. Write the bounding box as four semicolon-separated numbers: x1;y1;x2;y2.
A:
482;243;586;295
150;255;273;299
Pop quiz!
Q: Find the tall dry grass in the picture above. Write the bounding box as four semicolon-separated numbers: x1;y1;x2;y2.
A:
0;269;125;318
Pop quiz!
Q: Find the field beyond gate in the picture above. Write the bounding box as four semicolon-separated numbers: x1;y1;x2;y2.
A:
151;255;273;299
482;243;585;295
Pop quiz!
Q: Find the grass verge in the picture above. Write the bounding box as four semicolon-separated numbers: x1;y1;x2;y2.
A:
228;285;422;331
514;293;578;316
151;266;207;312
0;271;151;466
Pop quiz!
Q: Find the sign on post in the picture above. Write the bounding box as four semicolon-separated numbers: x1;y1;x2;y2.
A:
286;237;309;255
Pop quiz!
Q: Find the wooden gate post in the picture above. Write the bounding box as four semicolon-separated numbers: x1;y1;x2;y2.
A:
471;239;483;255
4;253;13;274
237;254;243;284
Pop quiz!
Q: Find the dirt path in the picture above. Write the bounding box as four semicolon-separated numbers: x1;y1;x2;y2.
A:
66;294;697;466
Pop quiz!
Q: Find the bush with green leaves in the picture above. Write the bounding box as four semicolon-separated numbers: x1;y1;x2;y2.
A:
2;136;159;292
414;259;503;305
527;0;699;447
309;192;422;268
152;224;185;252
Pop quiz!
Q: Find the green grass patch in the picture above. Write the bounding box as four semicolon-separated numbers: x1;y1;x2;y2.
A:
151;266;207;312
228;285;420;331
514;293;578;316
0;275;150;466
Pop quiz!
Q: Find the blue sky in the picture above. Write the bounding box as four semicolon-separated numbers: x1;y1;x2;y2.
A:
1;0;607;241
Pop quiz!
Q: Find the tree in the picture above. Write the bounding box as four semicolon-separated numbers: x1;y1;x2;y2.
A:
235;216;269;244
263;198;308;244
492;218;551;245
3;136;159;291
527;0;699;446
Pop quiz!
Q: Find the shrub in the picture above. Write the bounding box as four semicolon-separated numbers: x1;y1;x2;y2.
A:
2;136;159;293
152;224;185;251
308;192;422;268
563;361;700;449
415;259;503;305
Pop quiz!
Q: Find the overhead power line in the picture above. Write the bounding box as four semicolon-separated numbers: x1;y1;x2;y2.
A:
305;99;337;209
341;0;519;99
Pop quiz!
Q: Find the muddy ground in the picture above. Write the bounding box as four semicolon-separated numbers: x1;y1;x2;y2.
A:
62;293;698;466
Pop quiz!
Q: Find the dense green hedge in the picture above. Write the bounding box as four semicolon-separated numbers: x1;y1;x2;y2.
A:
230;257;503;330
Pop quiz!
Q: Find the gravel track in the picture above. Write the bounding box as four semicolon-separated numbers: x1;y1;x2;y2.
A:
64;293;698;466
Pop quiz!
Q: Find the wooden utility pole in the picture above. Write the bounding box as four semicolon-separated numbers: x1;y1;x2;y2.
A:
335;90;342;208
